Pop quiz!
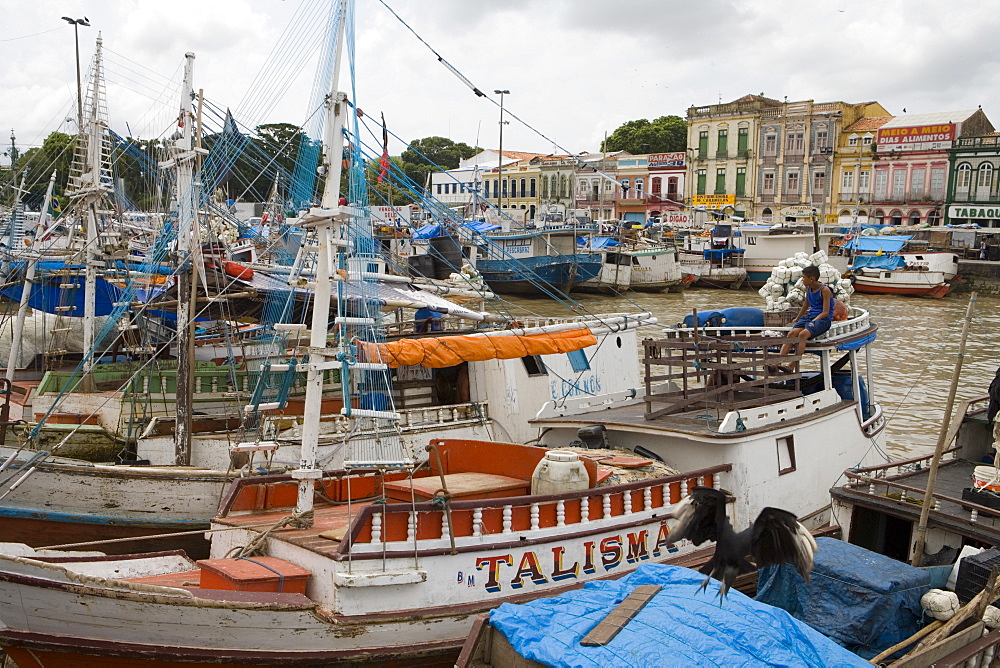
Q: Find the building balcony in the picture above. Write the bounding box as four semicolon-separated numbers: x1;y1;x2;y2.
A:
716;150;729;159
759;193;775;203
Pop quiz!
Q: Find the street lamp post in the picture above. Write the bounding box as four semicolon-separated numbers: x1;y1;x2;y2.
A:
61;16;91;131
494;89;509;212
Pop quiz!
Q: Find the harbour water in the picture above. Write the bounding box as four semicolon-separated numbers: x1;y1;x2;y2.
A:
502;289;1000;460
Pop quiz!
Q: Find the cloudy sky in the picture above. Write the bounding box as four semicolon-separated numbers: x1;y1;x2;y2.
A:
2;0;999;167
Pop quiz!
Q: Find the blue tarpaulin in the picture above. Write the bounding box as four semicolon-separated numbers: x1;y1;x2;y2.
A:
757;537;931;659
846;235;911;253
490;563;868;667
579;236;621;250
411;223;441;240
463;220;501;233
850;255;906;271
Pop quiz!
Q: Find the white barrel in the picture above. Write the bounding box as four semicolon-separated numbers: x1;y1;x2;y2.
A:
531;450;590;495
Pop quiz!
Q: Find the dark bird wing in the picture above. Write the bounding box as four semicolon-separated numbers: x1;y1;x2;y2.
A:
750;507;818;582
987;365;1000;424
668;486;727;546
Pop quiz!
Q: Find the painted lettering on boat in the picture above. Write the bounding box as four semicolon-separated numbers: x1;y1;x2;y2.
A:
473;521;675;593
550;375;601;400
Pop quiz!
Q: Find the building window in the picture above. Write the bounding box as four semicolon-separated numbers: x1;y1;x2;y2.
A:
909;210;921;225
560;175;568;198
717;129;728;158
859;170;871;192
928;210;941;225
955;162;972;190
911;168;925;198
892;170;906;200
848;133;859;147
519;178;526;198
501;179;508;197
697;169;707;195
863;133;875;145
484;180;491;198
842;170;854;191
815;130;828;150
874;170;888;199
930;168;945;199
737;127;749;156
736;168;746;197
786;171;799;194
698;130;708;158
762;172;775;193
635;177;644;194
530;178;536;197
813;171;826;193
667;177;678;197
979;163;993;189
786;132;804;153
715;168;726;194
764;134;777;155
435;184;442;194
651;177;662;195
620;178;630;197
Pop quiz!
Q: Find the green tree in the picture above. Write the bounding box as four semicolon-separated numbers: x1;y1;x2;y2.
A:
602;115;687;154
399;136;478;188
11;131;75;207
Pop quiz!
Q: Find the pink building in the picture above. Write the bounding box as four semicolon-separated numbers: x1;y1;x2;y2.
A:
868;110;993;226
646;152;686;220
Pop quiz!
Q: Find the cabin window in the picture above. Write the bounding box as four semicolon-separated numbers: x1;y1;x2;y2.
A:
567;349;591;372
522;355;547;377
777;435;796;475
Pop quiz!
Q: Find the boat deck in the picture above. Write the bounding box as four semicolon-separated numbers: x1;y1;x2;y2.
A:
531;393;849;438
832;456;1000;546
217;501;373;558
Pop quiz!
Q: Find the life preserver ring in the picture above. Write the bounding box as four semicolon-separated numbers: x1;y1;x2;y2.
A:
223;261;254;280
844;233;854;241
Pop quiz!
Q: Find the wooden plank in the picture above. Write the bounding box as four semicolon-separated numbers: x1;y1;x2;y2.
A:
890;621;985;667
579;584;661;647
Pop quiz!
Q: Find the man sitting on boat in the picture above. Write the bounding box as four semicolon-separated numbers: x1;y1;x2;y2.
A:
776;265;833;373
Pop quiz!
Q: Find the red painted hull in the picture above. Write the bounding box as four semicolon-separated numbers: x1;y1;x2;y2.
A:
852;280;950;298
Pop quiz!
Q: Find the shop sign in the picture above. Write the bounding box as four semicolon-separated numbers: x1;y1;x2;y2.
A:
948;204;1000;219
648;152;685;168
877;124;956;152
692;194;735;209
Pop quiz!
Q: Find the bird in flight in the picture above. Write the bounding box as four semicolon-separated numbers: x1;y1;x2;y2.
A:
668;486;817;599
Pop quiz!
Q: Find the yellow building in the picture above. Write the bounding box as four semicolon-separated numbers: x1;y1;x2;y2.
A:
831;115;894;224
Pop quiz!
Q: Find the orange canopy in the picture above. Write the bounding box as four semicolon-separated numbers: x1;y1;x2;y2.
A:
356;327;597;368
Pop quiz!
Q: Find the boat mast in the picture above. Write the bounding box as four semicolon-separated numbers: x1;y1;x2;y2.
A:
171;53;198;466
6;171;57;381
80;35;111;390
293;0;350;520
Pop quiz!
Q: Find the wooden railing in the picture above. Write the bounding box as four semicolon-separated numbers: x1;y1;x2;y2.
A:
338;464;732;557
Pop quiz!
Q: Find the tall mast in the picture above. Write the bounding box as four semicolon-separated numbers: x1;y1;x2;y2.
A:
171;53;198;466
293;0;350;520
6;171;57;381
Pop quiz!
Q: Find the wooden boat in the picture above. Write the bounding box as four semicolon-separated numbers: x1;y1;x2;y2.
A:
846;236;958;299
476;227;603;296
621;242;686;293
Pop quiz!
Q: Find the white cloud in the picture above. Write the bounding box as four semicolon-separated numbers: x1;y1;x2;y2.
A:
2;0;999;168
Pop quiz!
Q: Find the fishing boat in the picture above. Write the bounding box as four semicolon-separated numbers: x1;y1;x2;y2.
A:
738;223;847;287
621;241;687;293
574;236;631;294
476;226;602;296
677;225;747;289
846;235;958;298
